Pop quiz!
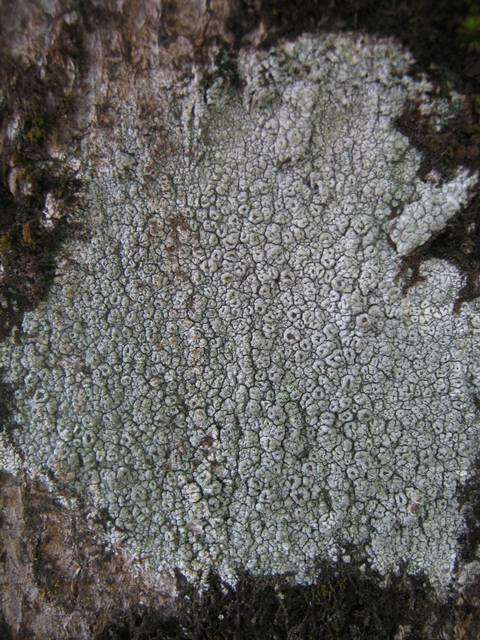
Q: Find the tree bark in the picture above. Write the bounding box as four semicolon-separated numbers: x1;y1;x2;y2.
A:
1;1;480;638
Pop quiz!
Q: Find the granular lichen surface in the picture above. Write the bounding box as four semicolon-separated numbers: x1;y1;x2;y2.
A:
1;34;480;588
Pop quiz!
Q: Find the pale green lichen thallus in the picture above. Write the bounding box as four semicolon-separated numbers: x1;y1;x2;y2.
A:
1;34;479;589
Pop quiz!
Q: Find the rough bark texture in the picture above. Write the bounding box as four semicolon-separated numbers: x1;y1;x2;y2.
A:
2;1;480;639
0;471;170;640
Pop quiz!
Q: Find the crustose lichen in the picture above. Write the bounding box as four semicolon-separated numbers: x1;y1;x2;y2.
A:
0;33;479;591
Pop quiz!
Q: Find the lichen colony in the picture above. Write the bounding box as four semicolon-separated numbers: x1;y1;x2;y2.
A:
1;34;479;588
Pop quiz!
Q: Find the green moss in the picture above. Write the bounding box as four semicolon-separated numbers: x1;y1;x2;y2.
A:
459;1;480;52
460;14;480;36
0;234;12;253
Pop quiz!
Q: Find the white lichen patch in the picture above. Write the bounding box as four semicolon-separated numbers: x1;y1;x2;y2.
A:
1;34;479;589
389;168;477;255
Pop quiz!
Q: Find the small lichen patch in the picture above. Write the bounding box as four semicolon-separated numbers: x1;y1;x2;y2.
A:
389;168;477;255
1;33;479;590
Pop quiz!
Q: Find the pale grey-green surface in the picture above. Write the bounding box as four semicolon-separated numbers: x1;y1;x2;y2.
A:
1;34;479;588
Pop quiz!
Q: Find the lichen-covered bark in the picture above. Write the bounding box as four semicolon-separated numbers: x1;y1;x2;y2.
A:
1;24;479;585
2;1;480;639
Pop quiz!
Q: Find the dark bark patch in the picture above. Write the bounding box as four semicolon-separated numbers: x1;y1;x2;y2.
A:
97;561;452;640
0;6;88;342
458;454;480;566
